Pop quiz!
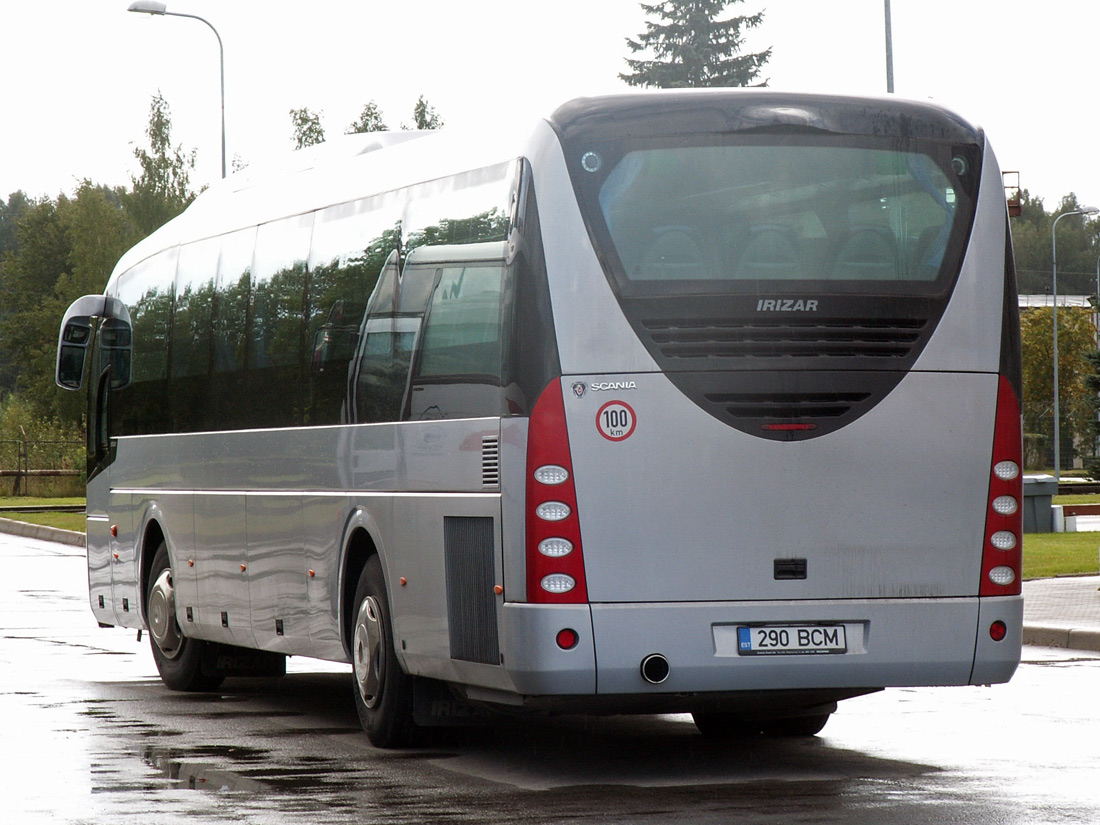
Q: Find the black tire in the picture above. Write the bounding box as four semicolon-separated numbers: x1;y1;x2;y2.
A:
351;555;415;748
760;712;831;737
692;712;761;739
146;541;224;692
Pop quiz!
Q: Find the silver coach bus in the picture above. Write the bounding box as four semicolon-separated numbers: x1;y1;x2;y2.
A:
57;90;1023;747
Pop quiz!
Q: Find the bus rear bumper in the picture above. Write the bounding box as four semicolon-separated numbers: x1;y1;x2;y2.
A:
499;596;1022;699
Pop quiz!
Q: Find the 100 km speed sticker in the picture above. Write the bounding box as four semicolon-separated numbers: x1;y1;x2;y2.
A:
596;400;636;441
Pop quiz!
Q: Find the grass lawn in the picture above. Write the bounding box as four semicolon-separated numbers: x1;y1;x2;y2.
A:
0;496;86;533
1023;532;1098;579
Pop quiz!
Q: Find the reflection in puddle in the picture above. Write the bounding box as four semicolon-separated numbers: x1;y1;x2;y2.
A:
144;748;269;792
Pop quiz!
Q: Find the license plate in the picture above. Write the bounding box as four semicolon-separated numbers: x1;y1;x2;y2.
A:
737;624;847;656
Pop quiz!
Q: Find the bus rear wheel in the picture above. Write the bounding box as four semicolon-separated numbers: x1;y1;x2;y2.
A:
351;555;415;748
760;712;831;737
146;541;224;692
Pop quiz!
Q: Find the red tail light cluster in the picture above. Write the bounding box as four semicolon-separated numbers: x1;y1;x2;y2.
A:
980;375;1023;597
525;381;589;604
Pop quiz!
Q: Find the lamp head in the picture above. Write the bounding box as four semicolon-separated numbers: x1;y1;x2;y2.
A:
128;1;167;14
1080;205;1100;216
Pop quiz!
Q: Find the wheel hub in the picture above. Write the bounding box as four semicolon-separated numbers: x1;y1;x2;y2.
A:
353;595;384;709
148;568;183;659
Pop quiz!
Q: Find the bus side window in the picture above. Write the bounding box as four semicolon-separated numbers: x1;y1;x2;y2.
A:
347;253;414;424
112;250;177;436
407;260;506;420
351;316;421;424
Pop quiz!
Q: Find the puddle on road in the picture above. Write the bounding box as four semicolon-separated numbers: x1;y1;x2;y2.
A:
141;744;369;799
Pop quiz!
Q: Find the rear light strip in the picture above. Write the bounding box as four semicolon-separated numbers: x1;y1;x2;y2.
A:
980;375;1022;597
525;381;589;604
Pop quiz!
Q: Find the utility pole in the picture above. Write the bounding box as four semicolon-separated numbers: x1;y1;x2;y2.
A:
884;0;895;93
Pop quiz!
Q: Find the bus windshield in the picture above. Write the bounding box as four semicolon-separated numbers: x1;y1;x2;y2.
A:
575;137;979;297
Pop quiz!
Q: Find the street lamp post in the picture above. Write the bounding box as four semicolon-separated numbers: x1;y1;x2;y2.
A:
884;0;894;93
1050;206;1100;480
127;1;226;179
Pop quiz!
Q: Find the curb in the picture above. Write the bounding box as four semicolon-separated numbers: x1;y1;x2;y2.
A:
1022;623;1100;653
0;516;86;548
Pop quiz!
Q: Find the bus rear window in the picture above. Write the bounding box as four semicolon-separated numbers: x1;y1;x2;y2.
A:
581;139;978;295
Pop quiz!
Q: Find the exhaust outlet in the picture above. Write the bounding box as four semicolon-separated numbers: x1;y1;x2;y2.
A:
640;653;670;685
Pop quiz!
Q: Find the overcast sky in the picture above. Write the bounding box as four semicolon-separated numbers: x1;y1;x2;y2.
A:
3;0;1098;210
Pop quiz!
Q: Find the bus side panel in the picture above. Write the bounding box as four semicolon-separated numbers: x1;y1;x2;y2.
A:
86;513;114;626
86;462;115;626
247;494;307;651
303;494;347;659
387;420;510;690
192;493;256;648
130;493;197;630
109;490;141;628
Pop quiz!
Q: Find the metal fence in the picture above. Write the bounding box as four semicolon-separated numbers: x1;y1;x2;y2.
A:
0;432;83;496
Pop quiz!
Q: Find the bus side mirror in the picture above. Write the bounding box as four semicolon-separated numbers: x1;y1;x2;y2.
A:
56;295;133;391
57;318;93;389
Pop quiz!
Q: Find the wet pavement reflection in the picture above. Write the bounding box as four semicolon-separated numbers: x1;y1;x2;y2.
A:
4;534;1100;824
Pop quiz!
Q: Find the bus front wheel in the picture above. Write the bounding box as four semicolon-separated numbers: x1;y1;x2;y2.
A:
146;541;224;692
351;555;415;748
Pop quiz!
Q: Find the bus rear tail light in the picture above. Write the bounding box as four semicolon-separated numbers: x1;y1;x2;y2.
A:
526;381;588;604
980;376;1022;597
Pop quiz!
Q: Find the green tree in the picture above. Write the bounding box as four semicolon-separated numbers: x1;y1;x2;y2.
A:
347;101;388;134
1010;190;1100;295
0;197;69;401
406;96;443;130
290;107;326;149
621;0;771;88
0;183;139;420
0;191;31;258
1019;306;1097;470
125;92;197;236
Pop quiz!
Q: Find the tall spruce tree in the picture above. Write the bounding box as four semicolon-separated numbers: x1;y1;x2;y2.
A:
621;0;771;88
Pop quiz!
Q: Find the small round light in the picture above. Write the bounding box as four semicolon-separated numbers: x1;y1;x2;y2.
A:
541;573;576;594
534;464;569;485
538;537;574;557
990;531;1017;551
992;496;1018;515
556;628;579;649
580;151;603;173
989;620;1008;642
536;501;571;522
988;566;1016;586
993;460;1020;481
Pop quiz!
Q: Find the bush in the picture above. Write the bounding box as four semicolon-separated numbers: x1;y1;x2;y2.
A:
0;394;84;496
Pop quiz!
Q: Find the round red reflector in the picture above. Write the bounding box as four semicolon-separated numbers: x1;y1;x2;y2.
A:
989;620;1008;642
556;628;579;650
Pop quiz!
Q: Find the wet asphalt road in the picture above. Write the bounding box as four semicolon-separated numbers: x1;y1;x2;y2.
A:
3;532;1100;825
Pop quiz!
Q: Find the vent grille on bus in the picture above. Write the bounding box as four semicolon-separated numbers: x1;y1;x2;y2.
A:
481;435;500;487
669;370;904;442
706;391;873;421
643;317;926;361
444;517;500;665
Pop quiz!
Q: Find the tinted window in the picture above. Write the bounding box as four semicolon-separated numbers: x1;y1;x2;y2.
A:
112;250;176;434
417;263;503;378
407;247;509;421
573;138;978;297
